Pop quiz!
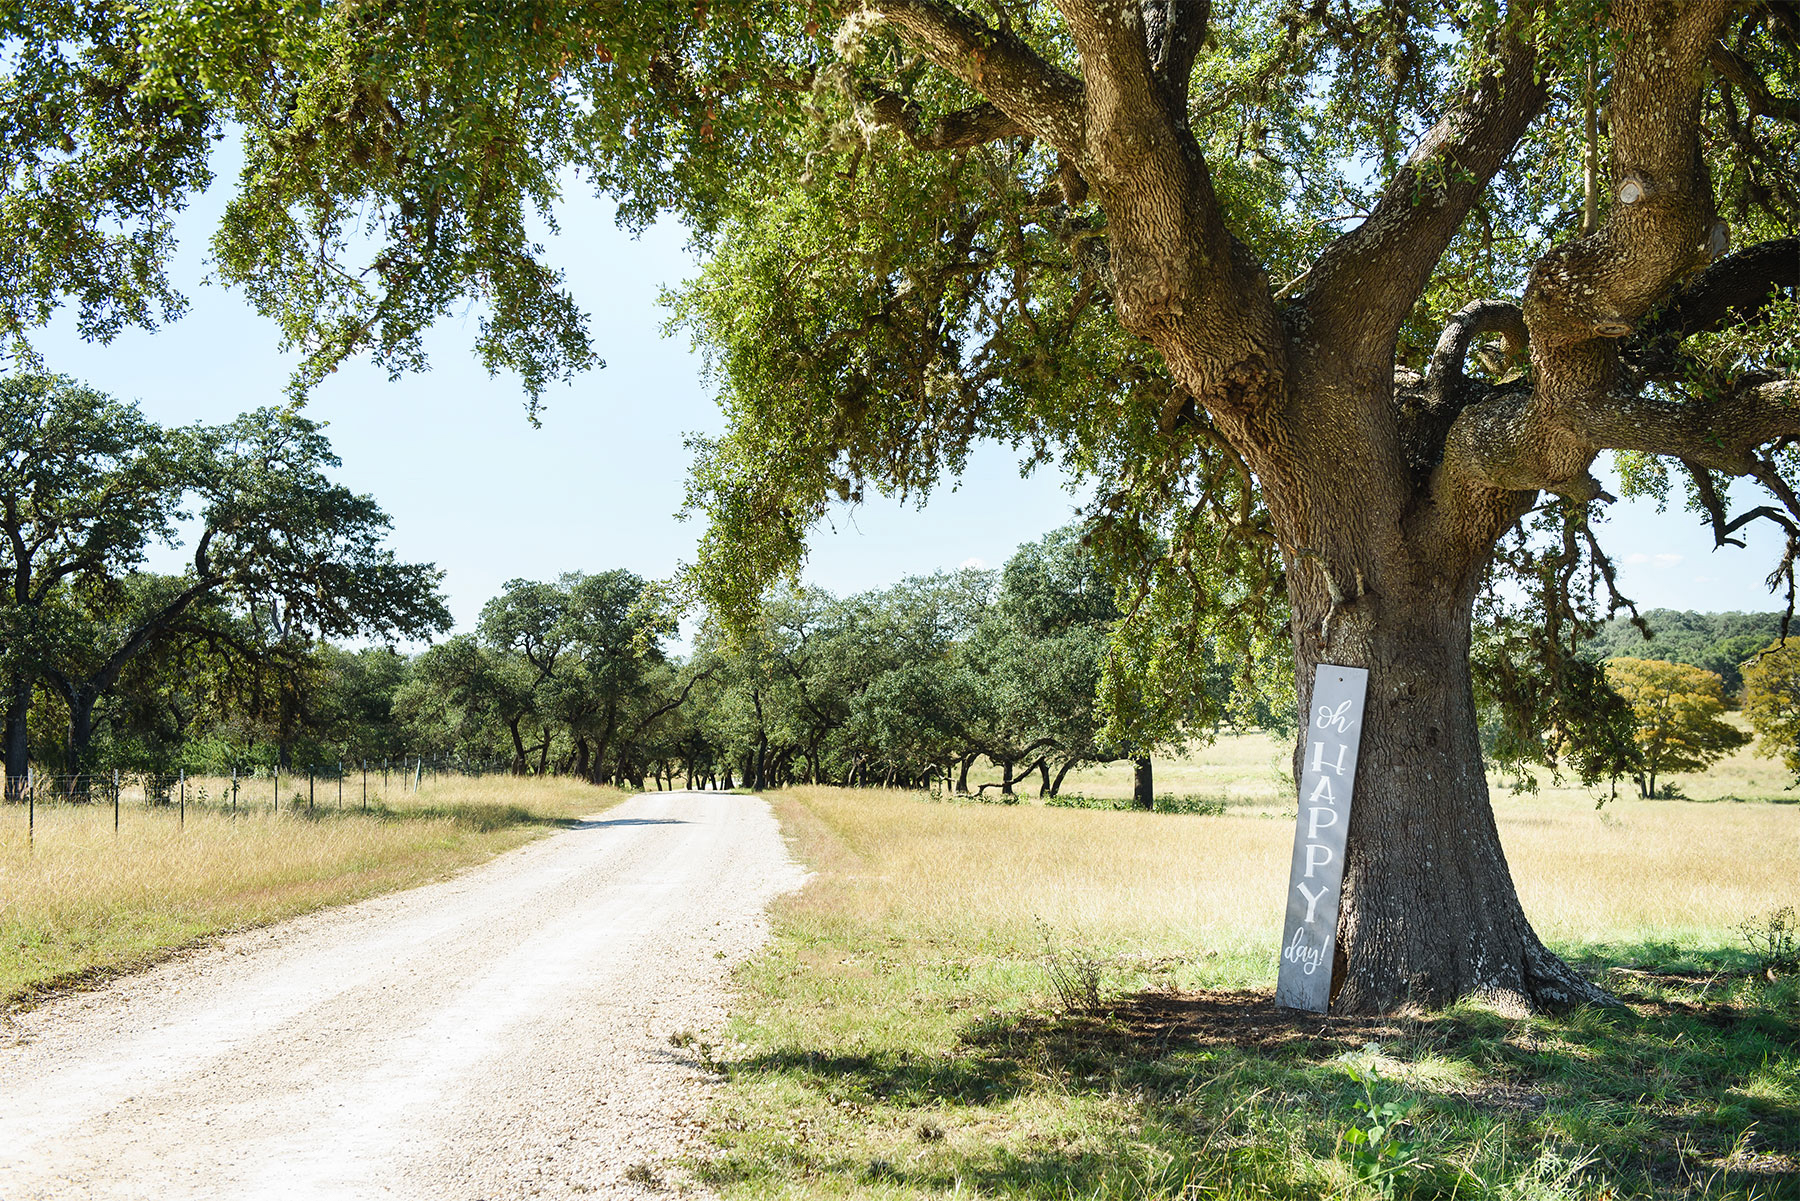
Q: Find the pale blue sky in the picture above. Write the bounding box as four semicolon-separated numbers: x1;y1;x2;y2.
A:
31;173;1786;635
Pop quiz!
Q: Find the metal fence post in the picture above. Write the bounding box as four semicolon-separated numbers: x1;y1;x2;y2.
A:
232;767;239;815
274;765;279;815
113;769;119;833
337;760;343;810
179;769;185;828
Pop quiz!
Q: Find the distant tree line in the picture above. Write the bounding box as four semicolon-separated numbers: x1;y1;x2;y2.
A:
0;415;1281;797
1582;610;1789;695
399;526;1279;794
1477;607;1797;798
0;370;1275;801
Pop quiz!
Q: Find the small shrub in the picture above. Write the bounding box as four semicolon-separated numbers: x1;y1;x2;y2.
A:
1036;917;1104;1012
1042;793;1227;815
1155;794;1228;816
1738;905;1800;977
1338;1063;1423;1199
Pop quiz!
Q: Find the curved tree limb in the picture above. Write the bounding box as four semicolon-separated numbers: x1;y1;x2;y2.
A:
1711;41;1800;123
1686;459;1796;549
859;0;1086;153
1522;1;1734;359
1425;299;1529;394
1428;0;1742;539
857;90;1025;149
1440;374;1800;505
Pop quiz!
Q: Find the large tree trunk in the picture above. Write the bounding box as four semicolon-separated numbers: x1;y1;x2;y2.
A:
1131;756;1153;810
507;718;528;776
1287;565;1608;1014
65;689;99;790
3;674;28;800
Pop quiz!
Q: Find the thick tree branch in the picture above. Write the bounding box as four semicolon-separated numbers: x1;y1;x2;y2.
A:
1522;1;1733;359
1140;0;1209;119
1049;0;1286;429
1059;0;1180;137
860;0;1085;152
1442;375;1800;501
1443;0;1740;543
1569;379;1800;472
858;89;1024;149
1301;17;1546;356
1425;299;1529;394
1711;42;1800;123
1637;235;1799;351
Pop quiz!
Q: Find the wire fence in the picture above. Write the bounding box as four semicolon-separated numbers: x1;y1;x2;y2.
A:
2;756;515;847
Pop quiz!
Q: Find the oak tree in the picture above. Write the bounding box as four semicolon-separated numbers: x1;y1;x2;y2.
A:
0;378;449;783
1742;637;1800;776
10;0;1799;1011
0;375;182;794
1604;656;1749;798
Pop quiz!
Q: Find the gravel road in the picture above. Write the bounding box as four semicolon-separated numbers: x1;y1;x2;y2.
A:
0;790;805;1200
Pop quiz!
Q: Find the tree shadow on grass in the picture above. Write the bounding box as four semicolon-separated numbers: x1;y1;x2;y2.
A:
579;816;689;829
712;977;1800;1198
286;801;586;833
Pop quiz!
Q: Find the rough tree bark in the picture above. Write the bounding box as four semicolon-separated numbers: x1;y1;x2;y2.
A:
862;0;1786;1011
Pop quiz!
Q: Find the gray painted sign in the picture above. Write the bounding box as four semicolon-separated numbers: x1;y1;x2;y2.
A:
1274;664;1369;1012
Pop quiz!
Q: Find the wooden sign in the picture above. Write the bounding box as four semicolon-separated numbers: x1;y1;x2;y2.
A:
1275;664;1369;1012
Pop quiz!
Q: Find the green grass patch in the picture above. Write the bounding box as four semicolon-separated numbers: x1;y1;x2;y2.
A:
1044;794;1230;816
708;941;1800;1200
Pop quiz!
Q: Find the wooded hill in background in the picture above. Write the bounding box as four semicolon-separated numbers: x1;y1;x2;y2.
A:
1582;610;1788;695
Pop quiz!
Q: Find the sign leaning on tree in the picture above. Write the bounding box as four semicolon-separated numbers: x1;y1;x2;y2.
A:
1276;666;1370;1013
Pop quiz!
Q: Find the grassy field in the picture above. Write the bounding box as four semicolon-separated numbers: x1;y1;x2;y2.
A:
0;774;622;1008
1016;718;1792;808
703;749;1800;1199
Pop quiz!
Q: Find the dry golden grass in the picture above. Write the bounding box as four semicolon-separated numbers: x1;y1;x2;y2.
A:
774;786;1289;953
0;774;622;1006
986;715;1794;807
773;756;1797;983
1501;792;1798;951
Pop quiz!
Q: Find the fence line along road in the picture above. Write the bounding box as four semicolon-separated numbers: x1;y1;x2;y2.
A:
1;757;514;847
